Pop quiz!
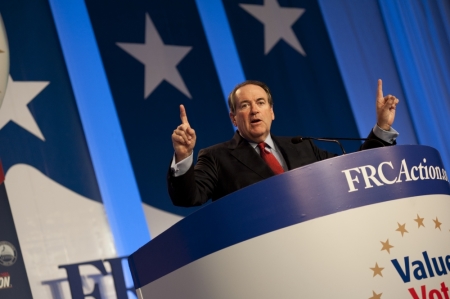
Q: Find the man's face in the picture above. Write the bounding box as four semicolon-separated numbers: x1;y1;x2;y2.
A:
229;84;274;143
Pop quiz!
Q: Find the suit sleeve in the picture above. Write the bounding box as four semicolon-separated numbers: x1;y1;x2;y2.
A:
167;148;219;207
305;140;338;161
359;129;396;150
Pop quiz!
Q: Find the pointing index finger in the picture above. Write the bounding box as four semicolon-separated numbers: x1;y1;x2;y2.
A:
377;79;383;99
180;104;189;125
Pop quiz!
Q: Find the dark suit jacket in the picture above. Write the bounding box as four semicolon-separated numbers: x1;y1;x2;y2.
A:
168;130;392;207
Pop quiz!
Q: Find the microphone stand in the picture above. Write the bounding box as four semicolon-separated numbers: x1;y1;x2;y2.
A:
291;136;385;155
293;137;349;154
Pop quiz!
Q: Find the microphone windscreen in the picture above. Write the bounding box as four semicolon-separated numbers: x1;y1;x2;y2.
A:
291;137;304;144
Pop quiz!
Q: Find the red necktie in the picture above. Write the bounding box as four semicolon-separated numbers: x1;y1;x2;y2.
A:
257;142;284;175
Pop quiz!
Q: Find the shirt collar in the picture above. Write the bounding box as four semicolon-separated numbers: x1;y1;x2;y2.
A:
247;134;275;150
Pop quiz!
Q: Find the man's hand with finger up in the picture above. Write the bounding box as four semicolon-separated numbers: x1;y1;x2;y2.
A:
172;105;196;163
376;79;399;131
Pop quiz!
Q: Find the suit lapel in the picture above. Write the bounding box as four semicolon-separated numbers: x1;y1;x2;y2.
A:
272;135;302;170
228;132;274;179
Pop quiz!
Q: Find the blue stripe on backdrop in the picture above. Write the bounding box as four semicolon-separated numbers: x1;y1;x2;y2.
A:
378;0;450;169
195;0;246;110
48;0;150;256
317;0;417;145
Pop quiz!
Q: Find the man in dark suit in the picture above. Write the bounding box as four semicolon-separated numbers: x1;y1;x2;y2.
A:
168;80;399;207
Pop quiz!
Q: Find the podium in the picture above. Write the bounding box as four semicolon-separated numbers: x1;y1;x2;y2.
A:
129;145;450;298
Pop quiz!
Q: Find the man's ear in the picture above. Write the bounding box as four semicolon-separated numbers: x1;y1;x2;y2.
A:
229;112;237;126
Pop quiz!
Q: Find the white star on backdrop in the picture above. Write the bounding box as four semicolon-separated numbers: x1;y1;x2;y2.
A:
240;0;306;55
117;14;193;99
0;76;49;140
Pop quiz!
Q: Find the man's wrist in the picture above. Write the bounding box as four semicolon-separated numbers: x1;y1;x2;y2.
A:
175;150;192;163
376;122;391;131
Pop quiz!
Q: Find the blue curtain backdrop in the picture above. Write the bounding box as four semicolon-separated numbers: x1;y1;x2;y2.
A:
378;0;450;169
318;0;417;145
321;0;449;170
44;0;450;253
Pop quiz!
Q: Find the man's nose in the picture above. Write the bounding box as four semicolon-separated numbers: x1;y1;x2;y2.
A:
250;103;259;114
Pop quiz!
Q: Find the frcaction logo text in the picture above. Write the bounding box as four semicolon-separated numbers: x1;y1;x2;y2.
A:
342;158;449;192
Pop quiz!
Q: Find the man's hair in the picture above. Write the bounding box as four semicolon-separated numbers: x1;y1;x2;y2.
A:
228;80;273;114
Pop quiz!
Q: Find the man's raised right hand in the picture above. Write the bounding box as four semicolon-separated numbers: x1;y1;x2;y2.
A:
172;105;196;163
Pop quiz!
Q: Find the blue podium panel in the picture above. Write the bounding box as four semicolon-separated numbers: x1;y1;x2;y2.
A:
129;145;450;298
